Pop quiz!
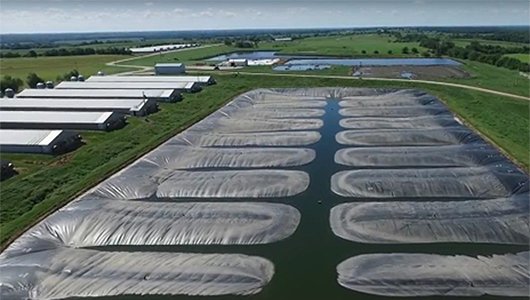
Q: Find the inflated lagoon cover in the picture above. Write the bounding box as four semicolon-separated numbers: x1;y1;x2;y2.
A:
337;252;529;297
331;166;527;199
330;193;529;244
0;249;274;299
328;88;529;297
335;145;507;168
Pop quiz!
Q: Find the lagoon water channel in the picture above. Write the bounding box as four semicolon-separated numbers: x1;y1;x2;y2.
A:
1;88;528;300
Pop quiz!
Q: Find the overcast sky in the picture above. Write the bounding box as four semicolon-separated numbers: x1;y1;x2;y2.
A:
1;0;528;34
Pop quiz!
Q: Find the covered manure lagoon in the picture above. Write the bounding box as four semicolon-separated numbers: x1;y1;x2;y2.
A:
1;88;528;300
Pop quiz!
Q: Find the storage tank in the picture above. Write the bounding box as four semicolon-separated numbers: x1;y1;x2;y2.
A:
78;75;85;82
4;88;15;98
70;76;78;81
36;82;45;89
45;81;54;89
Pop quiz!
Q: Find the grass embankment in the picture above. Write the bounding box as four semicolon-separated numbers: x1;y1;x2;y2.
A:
451;60;529;97
504;53;530;63
0;55;136;81
1;73;528;247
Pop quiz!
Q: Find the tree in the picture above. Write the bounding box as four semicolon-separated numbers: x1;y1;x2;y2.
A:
373;50;379;54
402;47;409;54
387;50;393;55
26;72;44;88
24;50;38;58
0;75;24;93
411;47;419;54
224;39;233;46
361;50;367;54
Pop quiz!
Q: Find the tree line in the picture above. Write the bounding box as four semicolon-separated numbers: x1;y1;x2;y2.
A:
395;33;530;72
0;69;82;94
0;47;131;58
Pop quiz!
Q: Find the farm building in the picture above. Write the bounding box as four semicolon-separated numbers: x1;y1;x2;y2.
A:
228;59;248;66
0;111;126;131
16;89;181;102
55;81;201;93
129;44;198;54
155;63;186;75
0;98;158;116
0;160;16;181
86;75;216;85
0;129;82;154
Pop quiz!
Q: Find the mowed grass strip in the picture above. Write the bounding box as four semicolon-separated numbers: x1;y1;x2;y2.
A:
1;74;528;247
0;55;136;82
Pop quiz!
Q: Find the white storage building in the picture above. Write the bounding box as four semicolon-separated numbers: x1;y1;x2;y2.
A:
86;75;216;85
16;89;181;102
55;81;201;93
228;59;248;66
0;111;126;131
0;98;158;116
155;63;186;75
0;129;82;154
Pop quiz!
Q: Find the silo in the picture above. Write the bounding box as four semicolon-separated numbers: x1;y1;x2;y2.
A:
4;88;15;98
36;82;45;89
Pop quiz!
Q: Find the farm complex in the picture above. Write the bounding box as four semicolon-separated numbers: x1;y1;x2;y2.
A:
0;24;529;300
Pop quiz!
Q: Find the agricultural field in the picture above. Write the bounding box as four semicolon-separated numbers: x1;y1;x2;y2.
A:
1;73;528;247
0;55;135;83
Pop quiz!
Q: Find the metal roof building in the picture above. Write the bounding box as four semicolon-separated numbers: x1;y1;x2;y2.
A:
0;129;82;154
16;89;181;102
155;63;186;75
55;81;201;93
0;98;158;116
0;111;126;131
86;75;216;85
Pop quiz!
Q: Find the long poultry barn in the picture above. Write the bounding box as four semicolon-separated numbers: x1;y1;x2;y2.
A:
0;98;158;116
0;111;126;131
15;89;181;102
0;129;81;154
55;81;202;93
86;75;216;86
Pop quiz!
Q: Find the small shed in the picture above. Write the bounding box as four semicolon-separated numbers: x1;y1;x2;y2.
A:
0;129;82;154
155;63;186;75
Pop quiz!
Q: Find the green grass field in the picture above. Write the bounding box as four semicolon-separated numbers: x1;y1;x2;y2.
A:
504;53;530;63
261;34;426;56
0;55;135;83
1;73;528;247
448;60;529;97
